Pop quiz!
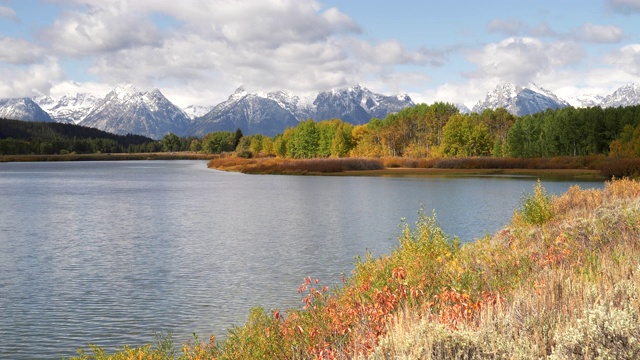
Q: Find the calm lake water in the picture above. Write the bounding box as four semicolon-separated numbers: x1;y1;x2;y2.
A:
0;160;604;359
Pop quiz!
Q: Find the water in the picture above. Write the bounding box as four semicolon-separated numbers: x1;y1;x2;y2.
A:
0;160;604;359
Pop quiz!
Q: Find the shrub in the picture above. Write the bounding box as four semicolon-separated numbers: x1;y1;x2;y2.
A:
551;304;640;360
598;158;640;179
235;149;253;158
516;180;554;225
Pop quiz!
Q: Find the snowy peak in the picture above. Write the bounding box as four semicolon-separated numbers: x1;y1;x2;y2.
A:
230;86;249;101
0;98;53;122
472;83;569;116
311;85;414;123
33;93;99;123
602;83;640;108
565;94;605;108
182;105;214;120
267;90;303;113
109;84;142;101
80;85;190;139
189;89;299;137
565;83;640;108
188;85;413;136
455;103;471;114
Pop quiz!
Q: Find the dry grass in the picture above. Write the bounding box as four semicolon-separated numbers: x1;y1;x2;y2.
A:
209;155;611;177
598;157;640;178
208;156;384;174
367;178;640;359
379;156;606;170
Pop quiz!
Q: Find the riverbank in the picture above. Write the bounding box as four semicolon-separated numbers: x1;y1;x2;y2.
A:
69;178;640;359
207;156;608;180
1;153;627;180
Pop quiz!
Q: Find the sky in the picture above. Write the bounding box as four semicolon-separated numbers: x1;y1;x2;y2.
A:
0;0;639;108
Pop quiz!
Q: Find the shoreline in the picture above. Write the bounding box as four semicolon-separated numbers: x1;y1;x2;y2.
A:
206;156;608;180
1;153;607;180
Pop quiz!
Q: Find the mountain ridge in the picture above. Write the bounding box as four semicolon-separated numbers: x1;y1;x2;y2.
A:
0;98;54;123
79;85;191;139
472;83;571;116
1;83;640;139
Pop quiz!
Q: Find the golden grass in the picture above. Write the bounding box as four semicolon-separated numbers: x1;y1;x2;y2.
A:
208;156;384;174
366;178;640;359
208;155;609;180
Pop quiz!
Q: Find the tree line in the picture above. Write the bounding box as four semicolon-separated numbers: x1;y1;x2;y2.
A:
0;118;157;155
228;103;640;159
4;103;640;159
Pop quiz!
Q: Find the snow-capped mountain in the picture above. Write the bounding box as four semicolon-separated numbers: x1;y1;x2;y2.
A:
187;85;414;136
80;85;190;139
310;85;414;124
472;83;569;116
601;83;640;108
266;90;309;115
188;87;300;137
0;98;53;122
565;94;605;108
182;104;214;120
455;103;471;114
33;93;99;123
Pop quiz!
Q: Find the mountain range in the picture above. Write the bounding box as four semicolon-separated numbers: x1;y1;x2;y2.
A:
472;83;570;115
1;83;639;139
0;98;53;123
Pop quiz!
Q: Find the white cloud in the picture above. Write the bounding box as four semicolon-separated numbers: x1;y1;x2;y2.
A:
0;38;45;64
579;23;623;43
411;79;499;109
0;5;18;21
605;44;640;76
465;37;584;85
0;60;64;98
41;3;161;56
49;80;112;99
39;1;361;90
34;0;447;106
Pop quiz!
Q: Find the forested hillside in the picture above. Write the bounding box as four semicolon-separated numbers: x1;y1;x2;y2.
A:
0;118;156;155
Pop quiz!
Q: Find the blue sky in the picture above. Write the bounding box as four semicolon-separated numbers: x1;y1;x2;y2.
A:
0;0;639;108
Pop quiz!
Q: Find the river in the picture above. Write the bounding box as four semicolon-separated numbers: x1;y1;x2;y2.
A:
0;160;604;359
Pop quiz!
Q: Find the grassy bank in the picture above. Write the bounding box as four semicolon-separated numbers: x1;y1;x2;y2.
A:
207;156;384;174
68;178;640;359
207;155;615;179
